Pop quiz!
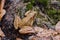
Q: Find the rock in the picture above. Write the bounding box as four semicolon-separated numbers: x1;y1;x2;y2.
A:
52;35;60;40
19;26;35;34
36;28;57;37
1;11;16;37
34;26;44;33
48;29;57;35
51;0;60;5
39;37;52;40
29;36;40;40
36;29;51;37
32;26;57;38
29;36;52;40
1;36;16;40
55;21;60;33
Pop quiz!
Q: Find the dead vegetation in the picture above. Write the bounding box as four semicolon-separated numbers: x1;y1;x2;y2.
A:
0;0;6;21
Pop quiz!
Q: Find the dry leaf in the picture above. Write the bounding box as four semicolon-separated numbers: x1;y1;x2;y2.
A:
29;36;52;40
36;27;57;37
48;29;57;36
0;0;5;21
0;3;1;12
0;9;6;21
52;35;60;40
0;28;5;37
0;0;5;11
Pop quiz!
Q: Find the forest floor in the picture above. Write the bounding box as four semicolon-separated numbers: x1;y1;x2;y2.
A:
0;0;60;40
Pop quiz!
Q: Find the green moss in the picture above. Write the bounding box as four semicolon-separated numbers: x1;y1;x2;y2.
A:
58;10;60;14
38;0;48;7
47;9;57;15
26;2;33;11
25;0;48;11
47;9;60;24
